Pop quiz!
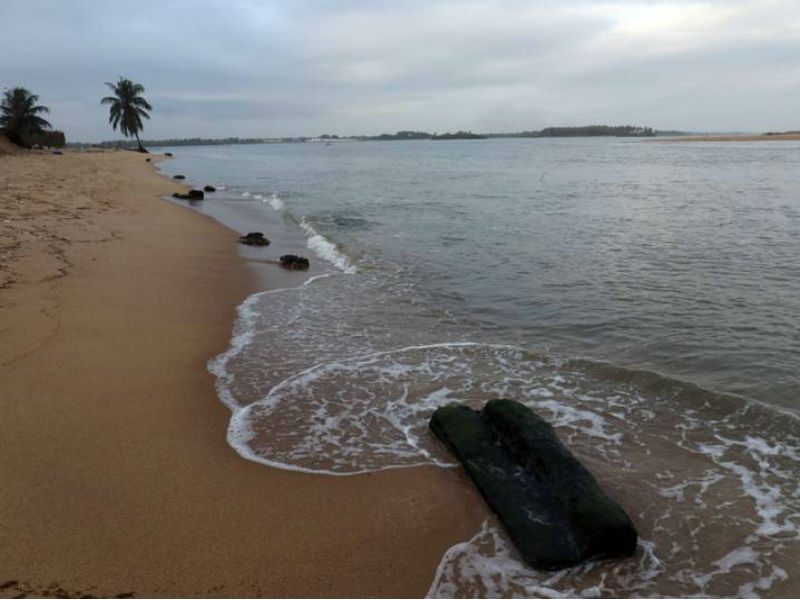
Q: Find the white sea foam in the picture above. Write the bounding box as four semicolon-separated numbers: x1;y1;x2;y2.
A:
268;192;285;211
207;273;332;412
427;521;664;598
207;270;800;597
299;216;357;274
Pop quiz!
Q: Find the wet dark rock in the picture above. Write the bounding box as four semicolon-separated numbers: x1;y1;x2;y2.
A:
239;232;270;246
203;185;216;192
172;174;185;180
279;254;310;270
171;190;204;201
145;158;151;162
165;152;173;157
430;399;637;570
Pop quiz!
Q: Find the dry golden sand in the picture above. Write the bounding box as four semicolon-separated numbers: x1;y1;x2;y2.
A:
0;150;485;598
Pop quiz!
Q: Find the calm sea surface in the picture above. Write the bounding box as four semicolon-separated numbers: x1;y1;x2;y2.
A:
159;138;800;597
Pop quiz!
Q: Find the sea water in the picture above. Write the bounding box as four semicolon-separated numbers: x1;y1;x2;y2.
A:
159;138;800;597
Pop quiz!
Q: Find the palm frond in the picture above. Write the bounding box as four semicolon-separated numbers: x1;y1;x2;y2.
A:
0;87;52;146
100;77;151;144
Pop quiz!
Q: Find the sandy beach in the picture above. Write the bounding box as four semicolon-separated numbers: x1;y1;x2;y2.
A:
0;150;485;598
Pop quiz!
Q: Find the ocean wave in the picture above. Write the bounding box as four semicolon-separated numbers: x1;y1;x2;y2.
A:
267;192;284;211
427;521;664;598
208;271;800;596
234;188;357;274
299;216;357;274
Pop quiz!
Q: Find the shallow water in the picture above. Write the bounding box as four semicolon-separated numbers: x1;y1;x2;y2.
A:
159;138;800;597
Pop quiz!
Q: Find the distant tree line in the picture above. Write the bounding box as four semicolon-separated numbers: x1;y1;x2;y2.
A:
535;125;656;137
354;130;487;141
431;131;487;140
365;130;432;140
88;136;280;149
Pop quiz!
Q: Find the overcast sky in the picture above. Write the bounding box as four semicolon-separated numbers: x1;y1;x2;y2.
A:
2;0;799;141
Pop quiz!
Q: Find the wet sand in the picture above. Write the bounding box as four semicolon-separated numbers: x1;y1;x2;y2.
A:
0;150;485;598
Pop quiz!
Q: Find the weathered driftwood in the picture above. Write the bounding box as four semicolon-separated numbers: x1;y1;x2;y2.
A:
430;399;637;570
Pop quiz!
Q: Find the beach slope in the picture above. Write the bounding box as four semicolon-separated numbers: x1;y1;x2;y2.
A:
0;150;484;598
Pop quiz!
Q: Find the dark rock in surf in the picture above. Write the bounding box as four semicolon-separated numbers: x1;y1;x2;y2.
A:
239;232;270;246
171;189;204;201
429;399;637;570
173;174;185;180
165;152;173;157
203;185;216;192
279;254;310;270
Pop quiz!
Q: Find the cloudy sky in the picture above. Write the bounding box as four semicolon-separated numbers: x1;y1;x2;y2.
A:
2;0;799;141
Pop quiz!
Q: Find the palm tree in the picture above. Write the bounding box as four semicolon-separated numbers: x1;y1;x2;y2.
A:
101;77;152;152
0;87;51;148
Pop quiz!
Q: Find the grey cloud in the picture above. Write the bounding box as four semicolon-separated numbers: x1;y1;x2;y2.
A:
1;0;799;141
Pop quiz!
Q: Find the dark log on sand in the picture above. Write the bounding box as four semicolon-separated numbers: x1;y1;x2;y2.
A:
430;399;637;570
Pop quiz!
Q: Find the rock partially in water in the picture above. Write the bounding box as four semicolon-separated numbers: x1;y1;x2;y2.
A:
203;185;216;192
172;174;185;180
239;232;270;246
279;255;310;270
165;152;173;157
430;399;637;570
171;189;204;201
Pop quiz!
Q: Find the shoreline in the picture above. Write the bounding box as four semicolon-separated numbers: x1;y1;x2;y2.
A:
651;133;800;142
0;150;486;598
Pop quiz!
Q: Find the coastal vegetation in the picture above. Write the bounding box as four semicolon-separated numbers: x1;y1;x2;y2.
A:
83;125;678;148
431;131;487;140
0;87;53;148
536;125;655;137
101;77;152;152
86;136;280;149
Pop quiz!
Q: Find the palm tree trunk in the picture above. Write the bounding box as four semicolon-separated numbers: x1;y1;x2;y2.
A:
135;131;145;152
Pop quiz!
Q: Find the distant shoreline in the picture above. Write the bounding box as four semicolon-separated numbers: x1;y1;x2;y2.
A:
652;133;800;142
